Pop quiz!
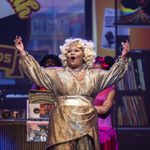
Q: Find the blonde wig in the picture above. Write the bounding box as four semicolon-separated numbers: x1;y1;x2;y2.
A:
59;38;96;69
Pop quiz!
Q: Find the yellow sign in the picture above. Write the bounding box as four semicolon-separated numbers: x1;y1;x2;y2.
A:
7;0;40;19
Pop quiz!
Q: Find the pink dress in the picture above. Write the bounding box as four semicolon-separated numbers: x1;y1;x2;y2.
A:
93;86;118;150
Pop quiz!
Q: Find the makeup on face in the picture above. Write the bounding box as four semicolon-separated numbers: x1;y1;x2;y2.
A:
66;44;84;69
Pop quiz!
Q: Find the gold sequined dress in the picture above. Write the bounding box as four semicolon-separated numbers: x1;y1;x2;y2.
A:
19;54;128;150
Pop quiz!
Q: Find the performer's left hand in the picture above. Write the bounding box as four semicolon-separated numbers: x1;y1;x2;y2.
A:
121;40;130;60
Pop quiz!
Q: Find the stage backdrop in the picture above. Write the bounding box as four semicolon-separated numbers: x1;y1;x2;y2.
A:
0;0;85;81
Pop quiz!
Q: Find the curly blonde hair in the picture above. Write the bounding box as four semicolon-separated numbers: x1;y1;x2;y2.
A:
59;38;96;69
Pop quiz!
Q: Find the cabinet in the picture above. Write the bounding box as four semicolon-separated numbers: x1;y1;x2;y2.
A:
0;120;46;150
114;0;150;150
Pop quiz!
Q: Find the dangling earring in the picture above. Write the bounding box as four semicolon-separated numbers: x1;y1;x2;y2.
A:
83;57;86;63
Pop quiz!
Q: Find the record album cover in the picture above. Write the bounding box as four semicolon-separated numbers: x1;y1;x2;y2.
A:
27;121;49;142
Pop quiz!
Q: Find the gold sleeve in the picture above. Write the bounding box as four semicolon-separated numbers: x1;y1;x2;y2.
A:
98;56;128;91
19;54;54;90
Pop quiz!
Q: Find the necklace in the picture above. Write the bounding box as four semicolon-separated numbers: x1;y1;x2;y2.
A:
67;67;84;78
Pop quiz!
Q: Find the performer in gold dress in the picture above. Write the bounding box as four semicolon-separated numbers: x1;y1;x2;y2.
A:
14;36;129;150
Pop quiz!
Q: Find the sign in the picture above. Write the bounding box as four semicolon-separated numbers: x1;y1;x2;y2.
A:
0;45;23;78
7;0;40;19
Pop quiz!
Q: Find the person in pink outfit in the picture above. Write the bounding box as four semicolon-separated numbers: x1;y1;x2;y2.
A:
93;56;118;150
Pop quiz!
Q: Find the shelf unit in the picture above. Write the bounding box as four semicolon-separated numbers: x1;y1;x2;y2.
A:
114;1;150;150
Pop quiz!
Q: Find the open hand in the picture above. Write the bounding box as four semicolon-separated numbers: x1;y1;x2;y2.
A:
121;40;130;60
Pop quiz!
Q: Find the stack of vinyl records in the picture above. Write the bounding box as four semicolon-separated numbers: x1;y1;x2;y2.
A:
26;90;55;142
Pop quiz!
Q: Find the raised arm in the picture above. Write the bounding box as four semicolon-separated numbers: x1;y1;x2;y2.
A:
14;36;54;90
97;40;130;91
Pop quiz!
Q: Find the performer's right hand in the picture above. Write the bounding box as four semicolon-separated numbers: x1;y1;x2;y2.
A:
14;35;26;56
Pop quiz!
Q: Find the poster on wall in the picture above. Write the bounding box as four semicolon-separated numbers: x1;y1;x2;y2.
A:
120;0;150;24
101;8;116;50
